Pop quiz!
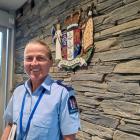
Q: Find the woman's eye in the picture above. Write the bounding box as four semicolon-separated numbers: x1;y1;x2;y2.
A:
24;57;33;62
37;57;46;61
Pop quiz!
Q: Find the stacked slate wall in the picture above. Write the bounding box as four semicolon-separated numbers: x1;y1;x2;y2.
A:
15;0;140;139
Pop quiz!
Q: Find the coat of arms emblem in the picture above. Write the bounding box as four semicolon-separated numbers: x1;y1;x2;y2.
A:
52;7;94;70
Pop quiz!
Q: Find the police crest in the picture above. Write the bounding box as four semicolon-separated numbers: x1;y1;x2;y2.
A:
52;7;94;70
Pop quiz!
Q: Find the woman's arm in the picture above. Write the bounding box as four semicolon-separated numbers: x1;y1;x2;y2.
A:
1;123;12;140
63;134;76;140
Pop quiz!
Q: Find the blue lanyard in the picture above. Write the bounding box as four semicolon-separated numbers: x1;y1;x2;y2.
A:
19;88;46;139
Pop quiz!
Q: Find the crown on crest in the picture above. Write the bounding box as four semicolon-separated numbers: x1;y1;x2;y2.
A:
64;11;81;29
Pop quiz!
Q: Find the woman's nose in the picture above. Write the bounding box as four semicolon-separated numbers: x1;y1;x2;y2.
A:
31;57;39;65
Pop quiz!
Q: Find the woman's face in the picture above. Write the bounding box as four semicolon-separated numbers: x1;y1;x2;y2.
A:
24;42;52;84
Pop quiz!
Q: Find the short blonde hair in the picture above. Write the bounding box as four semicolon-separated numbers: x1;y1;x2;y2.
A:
25;39;52;60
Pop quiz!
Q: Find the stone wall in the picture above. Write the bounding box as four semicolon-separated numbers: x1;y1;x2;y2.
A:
15;0;140;139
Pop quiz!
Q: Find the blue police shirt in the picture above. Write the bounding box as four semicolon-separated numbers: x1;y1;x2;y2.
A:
4;75;80;140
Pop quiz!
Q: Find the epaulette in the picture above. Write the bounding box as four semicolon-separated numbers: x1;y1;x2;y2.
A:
14;82;25;89
56;80;74;91
10;82;25;93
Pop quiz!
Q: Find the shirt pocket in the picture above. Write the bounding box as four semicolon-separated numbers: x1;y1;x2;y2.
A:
29;115;52;139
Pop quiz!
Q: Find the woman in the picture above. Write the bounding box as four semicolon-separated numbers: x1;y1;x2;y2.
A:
1;40;80;140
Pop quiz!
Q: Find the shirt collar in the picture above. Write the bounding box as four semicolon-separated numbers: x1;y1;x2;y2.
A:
24;75;53;94
24;79;32;94
41;75;54;93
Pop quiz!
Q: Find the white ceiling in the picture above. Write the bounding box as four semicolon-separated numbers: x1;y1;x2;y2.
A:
0;0;28;11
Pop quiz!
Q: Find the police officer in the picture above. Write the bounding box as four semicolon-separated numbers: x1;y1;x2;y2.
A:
1;40;80;140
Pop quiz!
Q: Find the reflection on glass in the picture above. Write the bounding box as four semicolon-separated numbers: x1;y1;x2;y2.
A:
0;32;2;77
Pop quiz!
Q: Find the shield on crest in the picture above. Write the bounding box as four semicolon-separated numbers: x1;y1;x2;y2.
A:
61;28;82;61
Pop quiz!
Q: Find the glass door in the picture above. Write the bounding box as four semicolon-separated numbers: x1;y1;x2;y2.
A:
0;26;14;136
